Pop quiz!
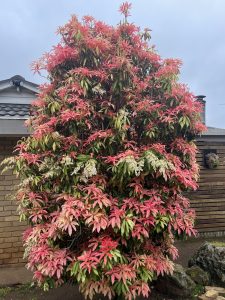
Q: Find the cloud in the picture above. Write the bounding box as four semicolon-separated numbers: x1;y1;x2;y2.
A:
0;0;224;127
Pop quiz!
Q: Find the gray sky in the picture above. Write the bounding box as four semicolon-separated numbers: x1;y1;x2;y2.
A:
1;0;225;128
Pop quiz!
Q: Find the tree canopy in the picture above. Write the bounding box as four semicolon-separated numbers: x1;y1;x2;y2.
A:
4;2;205;299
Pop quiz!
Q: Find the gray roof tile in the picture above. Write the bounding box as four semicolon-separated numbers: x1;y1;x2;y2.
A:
0;103;31;119
202;126;225;136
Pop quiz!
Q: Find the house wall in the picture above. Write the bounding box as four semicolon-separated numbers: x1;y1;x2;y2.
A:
0;137;26;266
190;139;225;236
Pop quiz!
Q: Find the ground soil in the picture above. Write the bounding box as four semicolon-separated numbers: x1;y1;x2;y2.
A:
1;236;224;300
1;285;172;300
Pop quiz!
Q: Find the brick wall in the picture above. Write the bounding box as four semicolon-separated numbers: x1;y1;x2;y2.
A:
0;137;27;267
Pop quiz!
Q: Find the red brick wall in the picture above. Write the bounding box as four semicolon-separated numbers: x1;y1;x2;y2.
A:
0;137;27;267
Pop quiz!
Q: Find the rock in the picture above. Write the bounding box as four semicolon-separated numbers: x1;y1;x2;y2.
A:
205;290;218;299
198;290;218;300
198;295;208;300
186;265;210;285
198;285;225;300
206;287;225;293
155;263;196;299
205;286;225;295
189;242;225;286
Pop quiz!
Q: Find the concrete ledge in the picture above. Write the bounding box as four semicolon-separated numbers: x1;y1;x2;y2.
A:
0;266;32;287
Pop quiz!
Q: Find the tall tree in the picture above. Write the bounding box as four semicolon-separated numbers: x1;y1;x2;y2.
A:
4;2;205;299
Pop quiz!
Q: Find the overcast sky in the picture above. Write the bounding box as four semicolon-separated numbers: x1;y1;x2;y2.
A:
0;0;225;128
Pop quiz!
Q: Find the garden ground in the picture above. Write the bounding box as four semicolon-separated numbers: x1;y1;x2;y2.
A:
0;236;224;300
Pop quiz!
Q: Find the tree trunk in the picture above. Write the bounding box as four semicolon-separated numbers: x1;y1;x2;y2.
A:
112;295;124;300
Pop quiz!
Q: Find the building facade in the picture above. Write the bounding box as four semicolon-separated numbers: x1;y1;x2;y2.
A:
0;75;38;266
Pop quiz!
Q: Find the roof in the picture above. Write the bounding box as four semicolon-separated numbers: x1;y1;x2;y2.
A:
202;126;225;136
0;75;38;136
0;75;39;94
0;103;30;119
197;126;225;142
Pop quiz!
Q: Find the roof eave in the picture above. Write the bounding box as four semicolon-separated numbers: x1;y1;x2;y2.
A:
0;119;31;136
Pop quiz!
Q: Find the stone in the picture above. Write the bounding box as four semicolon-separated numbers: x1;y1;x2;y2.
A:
186;265;210;285
205;286;225;295
199;295;209;300
206;287;225;292
205;290;218;299
198;290;219;300
155;263;196;299
189;242;225;286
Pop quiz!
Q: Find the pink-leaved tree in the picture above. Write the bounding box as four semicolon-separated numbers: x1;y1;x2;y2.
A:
3;2;205;299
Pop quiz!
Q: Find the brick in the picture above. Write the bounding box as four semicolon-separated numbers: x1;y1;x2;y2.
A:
0;221;12;228
11;231;23;237
4;175;16;180
4;205;17;211
10;212;19;217
4;216;19;222
0;233;12;240
0;201;12;206
0;242;12;249
12;221;26;227
0;232;12;238
0;170;12;176
14;262;26;267
5;237;20;243
4;186;14;191
0;211;12;217
3;180;13;185
4;187;14;192
12;252;24;258
0;226;14;233
5;227;24;234
6;247;20;253
2;258;19;264
0;253;12;259
12;241;23;247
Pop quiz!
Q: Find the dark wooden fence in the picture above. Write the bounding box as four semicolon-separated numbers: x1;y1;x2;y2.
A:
189;140;225;236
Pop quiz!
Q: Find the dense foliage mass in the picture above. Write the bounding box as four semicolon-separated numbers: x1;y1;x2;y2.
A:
4;3;205;299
